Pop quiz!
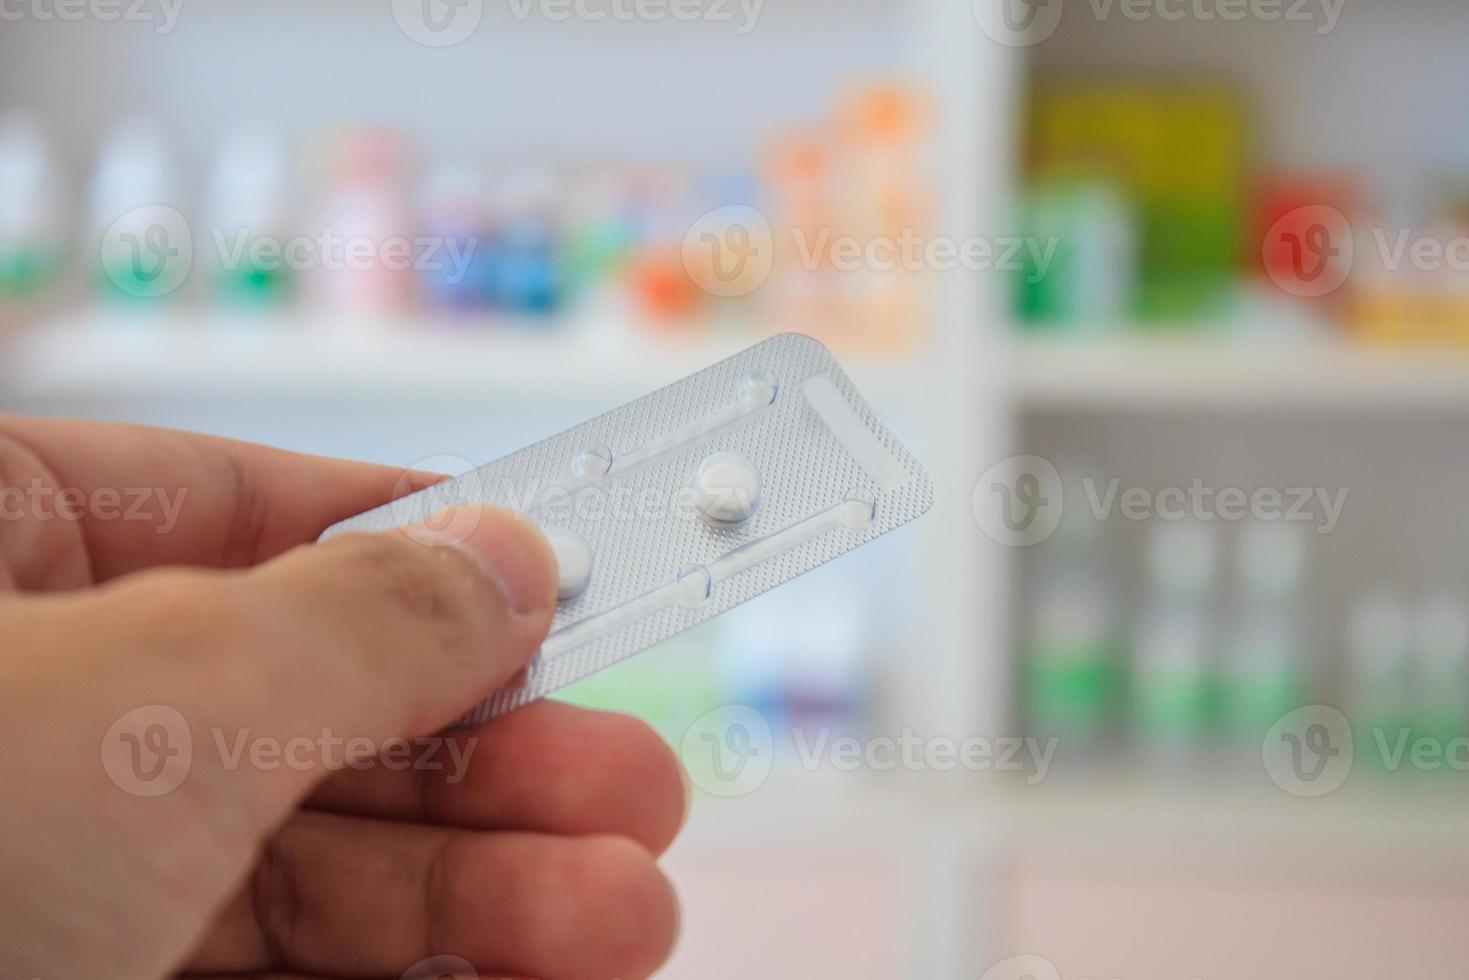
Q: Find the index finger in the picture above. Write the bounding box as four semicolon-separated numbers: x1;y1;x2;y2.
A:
0;413;440;582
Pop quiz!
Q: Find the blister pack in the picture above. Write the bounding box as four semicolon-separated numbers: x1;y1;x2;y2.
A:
322;333;932;724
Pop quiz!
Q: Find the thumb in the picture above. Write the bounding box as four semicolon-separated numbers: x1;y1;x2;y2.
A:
73;505;558;827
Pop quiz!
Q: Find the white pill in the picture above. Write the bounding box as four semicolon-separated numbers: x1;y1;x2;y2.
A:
694;452;762;525
545;527;593;600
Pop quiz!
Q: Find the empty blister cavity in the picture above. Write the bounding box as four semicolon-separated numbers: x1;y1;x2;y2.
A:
569;446;612;481
737;371;779;410
320;333;933;724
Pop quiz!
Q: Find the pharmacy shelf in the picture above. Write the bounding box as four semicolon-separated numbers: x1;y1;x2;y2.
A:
1014;335;1469;413
674;773;1469;865
985;778;1469;863
0;308;919;410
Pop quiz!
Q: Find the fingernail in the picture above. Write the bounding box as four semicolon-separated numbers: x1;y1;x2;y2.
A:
412;506;558;616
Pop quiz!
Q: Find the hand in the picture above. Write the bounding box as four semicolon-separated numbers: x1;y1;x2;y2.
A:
0;415;686;980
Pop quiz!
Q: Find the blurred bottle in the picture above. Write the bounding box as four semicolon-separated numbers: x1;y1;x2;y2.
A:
628;172;702;324
89;120;189;303
1219;521;1309;748
1132;518;1220;760
1410;591;1469;753
679;171;773;327
1018;177;1135;330
0;113;63;300
1346;590;1412;769
719;579;869;758
418;162;488;313
484;168;561;316
762;131;836;333
306;130;412;314
1025;465;1120;758
832;83;930;352
563;170;637;306
204;124;291;309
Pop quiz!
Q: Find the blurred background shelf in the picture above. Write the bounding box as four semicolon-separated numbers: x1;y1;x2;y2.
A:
1014;334;1469;412
0;309;909;403
674;773;1469;860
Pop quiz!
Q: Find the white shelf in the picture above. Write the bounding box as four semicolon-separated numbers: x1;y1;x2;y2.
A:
675;773;1469;864
1014;336;1469;412
0;308;918;410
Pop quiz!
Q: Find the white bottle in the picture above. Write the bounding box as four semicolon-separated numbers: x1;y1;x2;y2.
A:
204;123;290;306
1221;521;1308;744
1133;518;1220;760
0;112;62;297
89;120;189;302
1346;591;1412;736
1411;591;1469;741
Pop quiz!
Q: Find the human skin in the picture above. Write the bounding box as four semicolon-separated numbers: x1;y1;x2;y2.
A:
0;415;687;980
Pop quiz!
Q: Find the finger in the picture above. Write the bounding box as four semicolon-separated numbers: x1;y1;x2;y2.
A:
185;811;679;980
309;700;690;856
0;413;442;584
0;429;91;590
30;505;557;834
185;974;523;980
